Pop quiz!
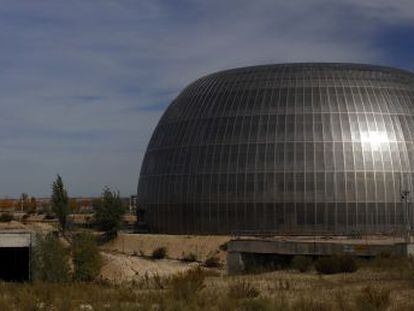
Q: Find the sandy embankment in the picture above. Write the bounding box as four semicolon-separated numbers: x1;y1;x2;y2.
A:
99;234;230;283
0;220;55;233
100;252;198;282
102;234;230;262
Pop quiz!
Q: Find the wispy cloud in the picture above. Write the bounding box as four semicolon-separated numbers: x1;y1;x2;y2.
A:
0;0;412;197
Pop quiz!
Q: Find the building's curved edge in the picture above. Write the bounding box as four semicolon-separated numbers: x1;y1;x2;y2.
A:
188;63;414;88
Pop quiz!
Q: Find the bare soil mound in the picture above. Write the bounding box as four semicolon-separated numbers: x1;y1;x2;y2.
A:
102;234;230;263
100;252;196;283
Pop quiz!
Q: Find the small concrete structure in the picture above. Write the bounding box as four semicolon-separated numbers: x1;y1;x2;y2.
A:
0;230;32;248
0;229;33;281
227;235;414;274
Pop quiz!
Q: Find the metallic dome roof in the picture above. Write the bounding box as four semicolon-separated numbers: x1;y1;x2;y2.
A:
138;63;414;234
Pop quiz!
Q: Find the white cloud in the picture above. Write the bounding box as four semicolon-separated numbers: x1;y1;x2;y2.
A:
344;0;414;21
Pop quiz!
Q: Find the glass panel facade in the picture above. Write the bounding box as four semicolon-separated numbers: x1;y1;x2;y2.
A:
138;63;414;234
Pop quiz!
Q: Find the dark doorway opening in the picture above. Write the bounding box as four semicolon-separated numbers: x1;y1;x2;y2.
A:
0;247;30;282
241;253;294;273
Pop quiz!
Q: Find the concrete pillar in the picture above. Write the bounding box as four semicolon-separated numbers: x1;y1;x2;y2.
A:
406;243;414;256
227;252;245;275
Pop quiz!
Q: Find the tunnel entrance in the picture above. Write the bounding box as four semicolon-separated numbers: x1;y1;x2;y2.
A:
0;247;30;282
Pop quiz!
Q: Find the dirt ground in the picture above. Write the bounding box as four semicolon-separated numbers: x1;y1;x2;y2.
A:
0;220;27;230
99;234;230;283
102;234;231;263
100;252;198;282
0;220;56;234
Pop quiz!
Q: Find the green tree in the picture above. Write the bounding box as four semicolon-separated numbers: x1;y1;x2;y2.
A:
33;233;71;282
93;187;125;239
73;232;102;282
51;175;70;233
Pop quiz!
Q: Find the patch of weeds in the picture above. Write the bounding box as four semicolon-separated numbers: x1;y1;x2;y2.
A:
204;256;221;268
238;297;275;311
368;253;412;276
219;242;228;251
152;247;167;259
291;296;330;311
292;256;313;273
334;290;352;311
169;267;206;301
315;256;338;275
228;281;260;299
272;279;291;291
182;252;197;262
355;286;391;311
152;273;167;290
337;254;358;273
315;254;357;275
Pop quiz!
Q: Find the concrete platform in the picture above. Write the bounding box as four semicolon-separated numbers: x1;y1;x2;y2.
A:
227;235;414;274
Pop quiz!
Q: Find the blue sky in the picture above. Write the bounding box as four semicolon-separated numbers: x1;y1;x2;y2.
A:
0;0;413;197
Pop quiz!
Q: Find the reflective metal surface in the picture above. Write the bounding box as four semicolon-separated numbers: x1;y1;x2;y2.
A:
138;63;414;234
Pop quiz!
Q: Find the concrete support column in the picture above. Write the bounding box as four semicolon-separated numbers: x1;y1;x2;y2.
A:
227;252;245;275
406;243;414;256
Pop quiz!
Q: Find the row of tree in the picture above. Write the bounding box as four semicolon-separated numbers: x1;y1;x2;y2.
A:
31;175;127;282
16;194;92;214
34;231;102;282
51;174;126;238
0;193;38;212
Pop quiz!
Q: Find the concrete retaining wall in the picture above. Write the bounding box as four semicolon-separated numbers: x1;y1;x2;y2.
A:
227;237;414;274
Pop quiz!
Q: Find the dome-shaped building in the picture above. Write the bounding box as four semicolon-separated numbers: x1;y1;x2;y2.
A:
138;63;414;234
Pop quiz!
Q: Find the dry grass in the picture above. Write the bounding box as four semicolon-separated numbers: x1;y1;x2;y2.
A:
0;258;414;311
1;260;414;310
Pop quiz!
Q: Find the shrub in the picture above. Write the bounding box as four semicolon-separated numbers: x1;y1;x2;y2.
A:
93;187;125;240
204;255;221;268
33;233;71;282
292;256;313;273
315;254;358;274
73;232;103;282
44;212;56;220
337;254;358;273
315;256;339;275
0;213;14;222
97;229;118;245
355;286;391;311
169;267;206;301
228;281;260;299
219;242;228;251
182;252;197;262
370;253;409;272
152;247;167;259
